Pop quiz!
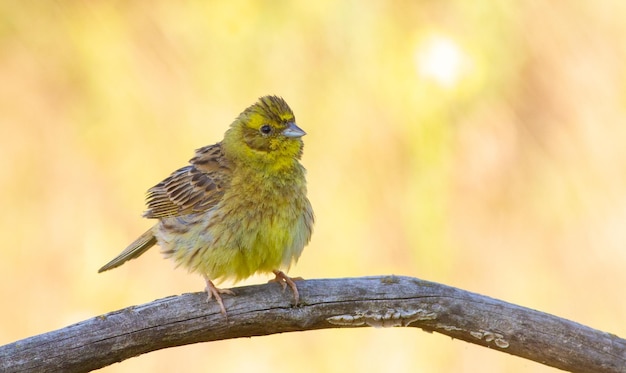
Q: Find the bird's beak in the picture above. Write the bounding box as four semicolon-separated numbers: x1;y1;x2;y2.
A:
282;122;306;138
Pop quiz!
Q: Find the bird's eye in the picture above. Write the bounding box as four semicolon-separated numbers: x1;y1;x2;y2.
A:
260;124;272;135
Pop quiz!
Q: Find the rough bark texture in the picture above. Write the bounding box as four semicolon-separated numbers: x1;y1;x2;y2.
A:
1;276;624;373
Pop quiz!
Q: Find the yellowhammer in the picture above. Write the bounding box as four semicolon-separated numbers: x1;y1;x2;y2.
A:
99;95;314;315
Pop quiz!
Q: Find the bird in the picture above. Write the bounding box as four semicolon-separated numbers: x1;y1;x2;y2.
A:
98;95;314;316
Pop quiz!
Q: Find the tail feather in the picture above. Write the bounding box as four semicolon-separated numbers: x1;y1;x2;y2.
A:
98;228;158;273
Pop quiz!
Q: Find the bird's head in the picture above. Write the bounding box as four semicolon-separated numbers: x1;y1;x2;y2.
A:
224;96;306;166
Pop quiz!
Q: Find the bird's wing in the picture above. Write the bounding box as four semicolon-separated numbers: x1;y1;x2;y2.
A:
143;143;232;218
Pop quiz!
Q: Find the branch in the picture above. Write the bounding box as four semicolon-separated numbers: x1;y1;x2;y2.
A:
1;276;624;373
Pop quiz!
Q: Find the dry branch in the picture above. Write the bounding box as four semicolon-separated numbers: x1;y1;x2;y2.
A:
1;276;624;373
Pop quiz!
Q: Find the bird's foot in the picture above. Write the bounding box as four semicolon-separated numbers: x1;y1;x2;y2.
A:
269;270;303;306
203;275;235;317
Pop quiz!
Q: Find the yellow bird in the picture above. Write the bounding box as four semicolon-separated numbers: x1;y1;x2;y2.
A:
99;95;314;315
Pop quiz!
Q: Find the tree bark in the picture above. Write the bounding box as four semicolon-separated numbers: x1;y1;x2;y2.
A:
1;276;624;373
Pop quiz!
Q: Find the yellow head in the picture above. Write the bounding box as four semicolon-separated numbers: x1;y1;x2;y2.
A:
223;96;306;166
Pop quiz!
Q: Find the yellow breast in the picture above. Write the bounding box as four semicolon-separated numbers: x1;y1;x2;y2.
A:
155;165;313;282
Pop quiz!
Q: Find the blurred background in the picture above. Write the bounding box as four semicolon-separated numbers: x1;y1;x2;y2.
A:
1;1;625;372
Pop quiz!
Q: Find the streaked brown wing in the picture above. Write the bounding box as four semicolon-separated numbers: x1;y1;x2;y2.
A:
143;143;232;218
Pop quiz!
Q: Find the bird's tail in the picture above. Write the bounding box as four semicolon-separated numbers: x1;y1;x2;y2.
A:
98;228;158;273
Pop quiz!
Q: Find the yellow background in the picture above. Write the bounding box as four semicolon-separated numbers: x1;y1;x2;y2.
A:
1;1;625;372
